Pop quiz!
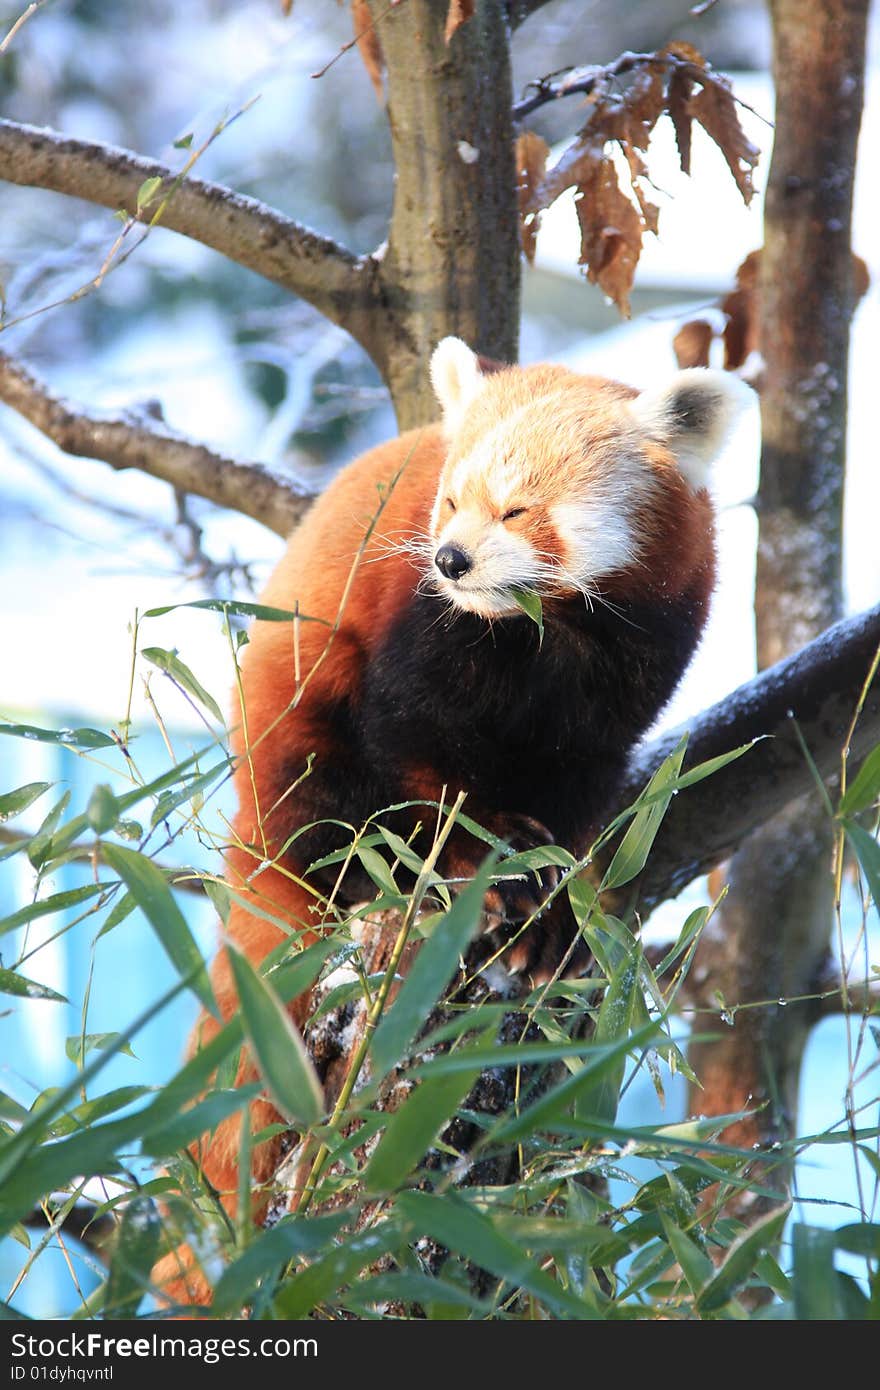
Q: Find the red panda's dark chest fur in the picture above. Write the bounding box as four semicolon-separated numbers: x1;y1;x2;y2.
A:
273;567;711;888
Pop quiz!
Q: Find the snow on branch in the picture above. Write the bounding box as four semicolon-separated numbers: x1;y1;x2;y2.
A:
620;604;880;914
0;350;314;537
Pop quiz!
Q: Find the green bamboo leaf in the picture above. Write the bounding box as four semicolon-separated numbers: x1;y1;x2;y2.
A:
10;1224;30;1250
141;646;224;723
0;783;52;822
97;892;136;938
0;1112;147;1233
211;1212;348;1317
202;877;231;925
658;1212;714;1295
375;825;427;875
136;176;163;210
88;1177;176;1220
143;598;328;625
492;1213;617;1257
355;845;402;898
29;746;215;872
140;1086;260;1156
602;737;687;889
369;859;495;1079
697;1205;790;1313
653;904;712;976
148;759;231;829
346;1270;489;1317
0;970;190;1196
406;1036;632;1079
574;933;642;1125
102;843;214;1015
86;785;119;834
55;1086;152;1135
754;1250;793;1301
227;947;324;1129
833;1222;880;1257
839;743;880;816
273;1223;405;1319
395;1191;600;1319
495;844;576;876
844;821;880;914
364;1057;484;1194
0;883;110;938
27;790;71;867
104;1195;162;1319
667;740;760;792
510;587;544;645
792;1223;843;1321
0;722;115;749
0;968;66;1003
64;1033;135;1065
486;1021;657;1147
137;940;337;1134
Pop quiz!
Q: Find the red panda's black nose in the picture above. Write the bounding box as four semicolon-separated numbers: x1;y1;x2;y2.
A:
434;544;472;581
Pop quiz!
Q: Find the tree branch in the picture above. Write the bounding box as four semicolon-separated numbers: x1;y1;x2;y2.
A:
0;351;315;537
618;603;880;915
0;119;381;354
511;50;754;123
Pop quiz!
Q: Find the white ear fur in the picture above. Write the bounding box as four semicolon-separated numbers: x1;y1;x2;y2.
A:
430;337;486;435
630;369;752;487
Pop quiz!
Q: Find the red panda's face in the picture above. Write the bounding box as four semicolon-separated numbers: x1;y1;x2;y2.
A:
427;338;749;621
428;407;648;618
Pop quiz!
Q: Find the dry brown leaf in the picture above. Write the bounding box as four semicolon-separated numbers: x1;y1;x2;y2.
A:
602;65;666;152
574;157;643;317
280;0;293;14
516;46;763;320
720;249;868;370
673;319;714;369
351;0;384;102
853;253;871;302
688;78;759;204
720;250;759;369
664;42;703;175
445;0;475;45
515;130;550;263
587;66;664;246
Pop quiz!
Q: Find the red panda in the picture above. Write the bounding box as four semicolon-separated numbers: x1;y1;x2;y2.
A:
155;338;746;1305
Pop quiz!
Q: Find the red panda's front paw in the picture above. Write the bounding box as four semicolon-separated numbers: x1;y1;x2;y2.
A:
485;893;590;985
476;812;561;929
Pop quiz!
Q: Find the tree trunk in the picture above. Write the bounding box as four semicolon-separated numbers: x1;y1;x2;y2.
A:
369;0;520;427
687;0;869;1234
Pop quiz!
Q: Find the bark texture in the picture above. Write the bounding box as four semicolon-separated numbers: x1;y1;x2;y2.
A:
369;0;520;426
685;0;870;1234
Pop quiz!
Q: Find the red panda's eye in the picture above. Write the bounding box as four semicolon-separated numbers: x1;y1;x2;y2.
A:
503;507;527;522
446;497;457;513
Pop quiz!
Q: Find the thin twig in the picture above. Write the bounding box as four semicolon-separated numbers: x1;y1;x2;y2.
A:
0;0;49;53
512;50;772;127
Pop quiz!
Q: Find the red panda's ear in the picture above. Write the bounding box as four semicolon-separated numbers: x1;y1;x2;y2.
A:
430;337;486;436
630;369;753;487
